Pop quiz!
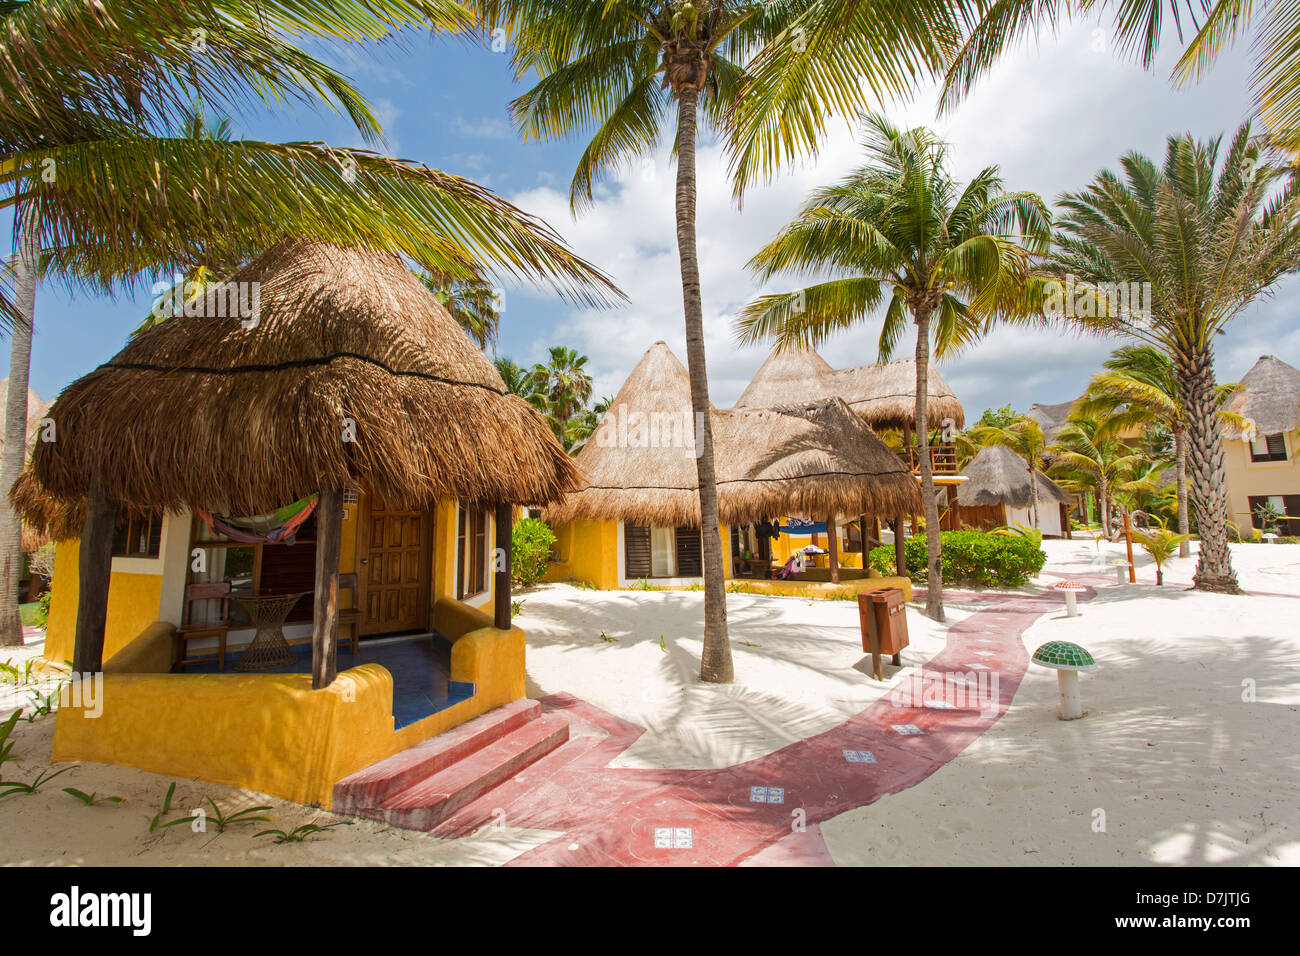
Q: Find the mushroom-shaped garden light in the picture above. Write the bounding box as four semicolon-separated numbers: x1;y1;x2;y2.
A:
1263;532;1279;545
1032;641;1098;720
1055;580;1087;617
1109;557;1130;585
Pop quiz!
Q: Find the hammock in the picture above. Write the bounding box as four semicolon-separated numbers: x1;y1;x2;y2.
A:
196;495;318;545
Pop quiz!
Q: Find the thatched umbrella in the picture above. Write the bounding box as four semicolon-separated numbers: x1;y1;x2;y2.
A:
1220;354;1300;440
548;342;919;533
13;242;580;681
956;444;1073;510
735;347;965;431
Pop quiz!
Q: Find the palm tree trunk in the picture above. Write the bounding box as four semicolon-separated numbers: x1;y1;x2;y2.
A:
912;305;943;621
1178;347;1239;592
1029;464;1040;528
675;87;732;682
0;200;39;646
1098;475;1110;536
1173;426;1190;558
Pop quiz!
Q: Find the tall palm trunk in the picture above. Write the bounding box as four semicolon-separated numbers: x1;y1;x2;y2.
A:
0;200;39;646
1173;426;1191;558
1098;474;1110;536
912;304;943;621
675;86;732;682
1029;463;1040;529
1179;347;1239;592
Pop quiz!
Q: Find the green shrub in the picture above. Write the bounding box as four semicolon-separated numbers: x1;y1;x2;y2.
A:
868;531;1046;588
511;518;557;589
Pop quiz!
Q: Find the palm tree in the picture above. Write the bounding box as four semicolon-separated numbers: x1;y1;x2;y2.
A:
1045;123;1300;592
1133;520;1194;586
1049;417;1150;536
478;0;977;680
495;356;544;403
736;116;1049;621
1076;346;1244;558
0;0;619;646
564;395;613;452
531;346;593;439
966;418;1049;528
418;271;502;353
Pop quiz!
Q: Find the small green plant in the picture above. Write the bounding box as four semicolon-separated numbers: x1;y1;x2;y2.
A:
149;782;198;832
1253;499;1284;535
203;796;273;833
570;578;595;590
633;578;654;591
599;631;617;643
1132;522;1193;585
735;640;760;647
21;688;61;722
63;788;124;806
0;709;24;770
684;581;703;591
510;599;526;617
658;635;666;653
0;766;72;799
511;518;557;588
254;821;351;844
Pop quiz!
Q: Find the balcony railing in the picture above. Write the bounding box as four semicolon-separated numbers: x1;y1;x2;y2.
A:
896;443;959;475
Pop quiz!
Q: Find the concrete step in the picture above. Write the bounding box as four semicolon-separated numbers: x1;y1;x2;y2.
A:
332;699;541;815
372;715;571;831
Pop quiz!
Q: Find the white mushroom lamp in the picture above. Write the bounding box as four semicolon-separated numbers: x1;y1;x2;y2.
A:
1032;641;1098;720
1109;557;1130;585
1055;580;1087;617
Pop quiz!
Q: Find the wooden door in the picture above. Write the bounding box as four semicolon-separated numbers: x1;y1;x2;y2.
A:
357;496;432;636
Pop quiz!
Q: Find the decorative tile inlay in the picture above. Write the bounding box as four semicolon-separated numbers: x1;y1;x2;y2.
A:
974;650;997;657
654;827;693;849
924;699;955;709
842;749;877;763
749;786;785;804
964;662;990;670
891;723;924;735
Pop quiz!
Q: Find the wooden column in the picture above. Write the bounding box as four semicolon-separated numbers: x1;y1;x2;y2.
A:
311;485;343;690
893;514;907;577
494;503;512;630
826;515;840;584
73;485;117;674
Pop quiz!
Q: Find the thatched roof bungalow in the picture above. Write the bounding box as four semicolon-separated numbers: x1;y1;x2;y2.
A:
951;444;1074;536
13;242;581;807
545;342;919;588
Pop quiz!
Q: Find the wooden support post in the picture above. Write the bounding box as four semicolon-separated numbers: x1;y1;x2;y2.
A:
1123;511;1136;583
494;503;512;630
893;514;907;577
311;485;343;690
73;485;117;674
826;515;840;584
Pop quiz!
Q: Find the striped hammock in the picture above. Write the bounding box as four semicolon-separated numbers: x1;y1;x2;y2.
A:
196;495;318;545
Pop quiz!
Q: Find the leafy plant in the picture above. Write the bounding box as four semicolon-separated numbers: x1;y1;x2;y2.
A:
1132;523;1194;586
0;709;23;771
0;766;72;799
632;578;655;591
203;796;273;833
511;518;557;589
991;521;1044;550
599;631;617;643
254;821;351;844
149;782;199;832
510;599;525;617
869;531;1046;588
63;788;124;806
1253;500;1284;535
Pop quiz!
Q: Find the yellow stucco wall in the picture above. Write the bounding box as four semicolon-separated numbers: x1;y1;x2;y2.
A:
44;540;164;667
1223;430;1300;533
543;518;620;589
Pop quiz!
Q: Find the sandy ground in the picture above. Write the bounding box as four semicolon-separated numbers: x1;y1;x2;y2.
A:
821;540;1300;865
2;539;1296;865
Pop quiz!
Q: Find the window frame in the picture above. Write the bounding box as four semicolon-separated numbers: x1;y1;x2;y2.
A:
456;504;490;601
112;511;163;559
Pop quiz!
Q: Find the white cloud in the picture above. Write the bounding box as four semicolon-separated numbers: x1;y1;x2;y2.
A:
502;21;1287;419
455;115;513;139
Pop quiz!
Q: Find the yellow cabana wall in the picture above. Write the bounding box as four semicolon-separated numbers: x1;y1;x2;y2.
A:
543;518;620;589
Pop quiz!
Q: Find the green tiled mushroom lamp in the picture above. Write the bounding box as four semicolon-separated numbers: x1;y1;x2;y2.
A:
1032;641;1098;720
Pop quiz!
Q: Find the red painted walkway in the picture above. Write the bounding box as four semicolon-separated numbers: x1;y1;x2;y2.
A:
435;587;1080;866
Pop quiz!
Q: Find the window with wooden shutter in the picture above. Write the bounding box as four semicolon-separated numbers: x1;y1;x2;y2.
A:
1251;433;1288;462
624;524;651;578
456;506;488;599
674;526;702;577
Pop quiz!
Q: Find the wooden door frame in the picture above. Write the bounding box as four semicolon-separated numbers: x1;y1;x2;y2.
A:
355;494;435;637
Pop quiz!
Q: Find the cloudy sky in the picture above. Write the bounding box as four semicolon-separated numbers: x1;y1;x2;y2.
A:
7;14;1298;420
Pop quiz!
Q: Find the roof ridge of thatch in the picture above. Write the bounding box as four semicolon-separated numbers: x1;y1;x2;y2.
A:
1223;353;1300;438
957;444;1072;508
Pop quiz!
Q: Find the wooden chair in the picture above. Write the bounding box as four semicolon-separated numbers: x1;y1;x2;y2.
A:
175;581;232;672
338;572;360;657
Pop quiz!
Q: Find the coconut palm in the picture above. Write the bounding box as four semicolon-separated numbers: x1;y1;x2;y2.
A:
1133;520;1194;585
418;271;503;352
966;418;1049;528
1049;416;1150;535
736;116;1050;621
530;346;594;444
1045;123;1300;591
0;0;620;646
477;0;979;680
1076;345;1244;558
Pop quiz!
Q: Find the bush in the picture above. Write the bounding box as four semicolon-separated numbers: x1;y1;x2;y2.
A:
868;530;1046;588
511;518;556;588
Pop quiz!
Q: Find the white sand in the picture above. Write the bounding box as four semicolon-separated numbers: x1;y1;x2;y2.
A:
820;541;1300;865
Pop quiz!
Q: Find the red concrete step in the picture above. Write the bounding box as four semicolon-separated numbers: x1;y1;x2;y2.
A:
333;699;541;815
372;715;571;831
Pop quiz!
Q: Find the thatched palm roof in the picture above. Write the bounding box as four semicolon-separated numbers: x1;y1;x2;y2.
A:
734;347;964;430
1027;398;1080;442
0;378;49;453
1222;354;1300;439
956;444;1073;508
14;243;579;534
547;342;920;527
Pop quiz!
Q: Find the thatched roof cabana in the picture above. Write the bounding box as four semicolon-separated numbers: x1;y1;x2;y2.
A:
1221;354;1300;439
956;445;1073;509
1027;398;1080;442
734;347;964;430
13;243;580;532
547;342;920;527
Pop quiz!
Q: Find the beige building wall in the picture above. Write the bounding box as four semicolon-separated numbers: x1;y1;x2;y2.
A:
1223;428;1300;534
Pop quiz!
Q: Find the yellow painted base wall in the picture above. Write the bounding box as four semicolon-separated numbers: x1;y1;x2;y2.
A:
44;540;163;667
544;518;619;589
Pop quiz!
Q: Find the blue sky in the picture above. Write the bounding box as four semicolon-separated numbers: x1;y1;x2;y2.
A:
5;18;1298;420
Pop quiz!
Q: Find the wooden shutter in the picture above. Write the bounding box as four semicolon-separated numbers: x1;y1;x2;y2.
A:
674;526;703;576
456;507;467;599
1267;433;1287;460
624;524;651;578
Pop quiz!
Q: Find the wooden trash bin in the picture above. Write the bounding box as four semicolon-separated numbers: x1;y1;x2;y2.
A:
857;588;909;680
